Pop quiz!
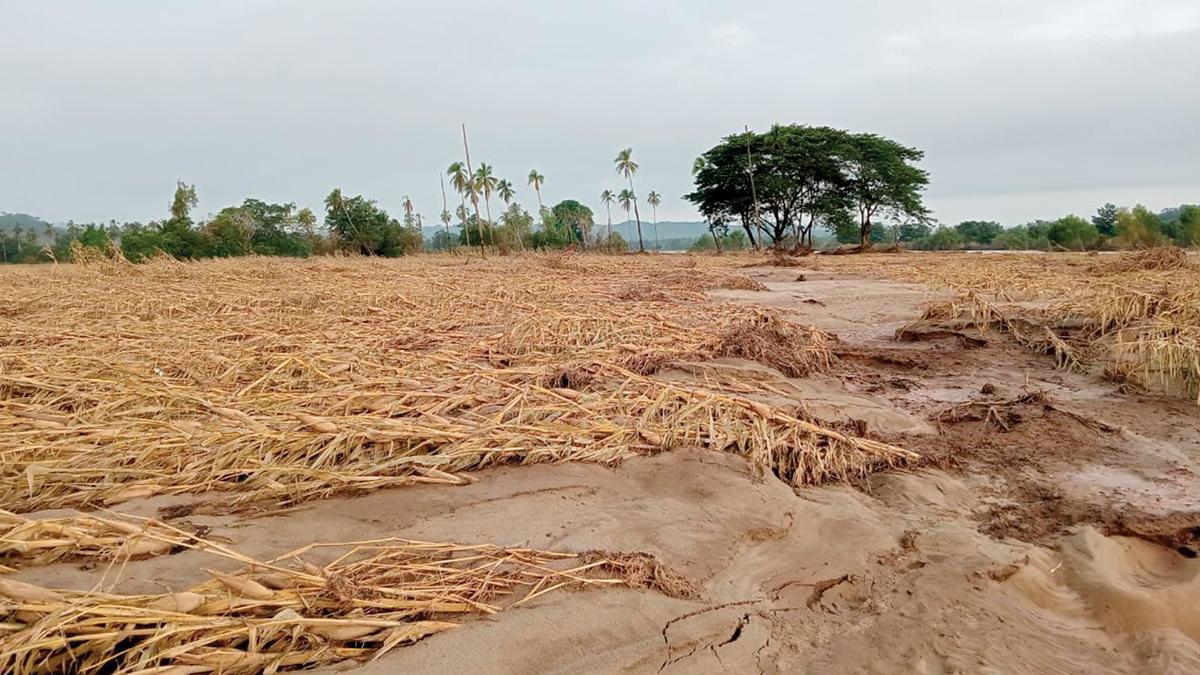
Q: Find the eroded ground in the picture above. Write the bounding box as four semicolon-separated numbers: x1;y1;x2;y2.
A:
10;261;1200;674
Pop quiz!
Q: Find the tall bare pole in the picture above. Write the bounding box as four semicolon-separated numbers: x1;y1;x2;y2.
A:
461;124;487;257
745;124;766;251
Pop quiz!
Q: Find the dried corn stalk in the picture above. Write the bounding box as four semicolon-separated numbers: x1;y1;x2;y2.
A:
0;535;654;674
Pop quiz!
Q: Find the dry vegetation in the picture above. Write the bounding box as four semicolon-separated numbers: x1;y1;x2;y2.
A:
0;533;632;673
0;254;910;515
803;248;1200;402
4;248;1195;672
0;252;915;672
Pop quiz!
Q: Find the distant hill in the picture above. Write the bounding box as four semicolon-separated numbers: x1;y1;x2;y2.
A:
0;213;59;245
1158;204;1198;223
0;212;54;232
608;220;709;242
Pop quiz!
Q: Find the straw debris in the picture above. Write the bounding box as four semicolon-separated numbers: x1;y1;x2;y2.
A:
850;251;1199;403
0;255;912;517
0;533;669;673
710;310;833;378
0;510;193;568
1089;247;1188;275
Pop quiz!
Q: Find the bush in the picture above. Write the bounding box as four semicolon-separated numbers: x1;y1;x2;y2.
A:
602;232;628;253
992;226;1050;251
1047;215;1100;250
915;226;966;250
1116;206;1168;249
119;224;167;262
954;220;1003;244
689;229;750;252
324;189;421;256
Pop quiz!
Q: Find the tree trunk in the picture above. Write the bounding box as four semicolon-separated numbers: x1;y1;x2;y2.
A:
459;195;467;250
740;216;758;249
605;206;613;251
744;126;763;251
461;124;486;258
484;197;495;250
509;199;526;252
628;177;644;252
712;229;722;253
652;204;659;251
439;175;455;251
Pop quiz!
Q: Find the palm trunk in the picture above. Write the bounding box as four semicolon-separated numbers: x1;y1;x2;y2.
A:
440;175;454;250
628;177;644;253
652;204;658;251
484;196;495;250
506;200;525;252
459;195;467;250
605;206;612;251
461;124;486;258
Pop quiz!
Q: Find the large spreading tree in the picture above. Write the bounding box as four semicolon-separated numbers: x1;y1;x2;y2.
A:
686;125;930;250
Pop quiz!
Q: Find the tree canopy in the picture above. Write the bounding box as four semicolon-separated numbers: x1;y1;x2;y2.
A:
550;199;594;245
686;125;929;250
1092;203;1118;237
324;189;422;256
954;220;1003;244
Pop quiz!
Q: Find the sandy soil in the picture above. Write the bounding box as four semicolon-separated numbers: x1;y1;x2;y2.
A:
14;265;1200;674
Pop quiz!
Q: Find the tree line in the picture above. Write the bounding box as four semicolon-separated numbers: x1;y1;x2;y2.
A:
686;123;1198;253
892;204;1200;251
2;146;675;263
7;125;1195;262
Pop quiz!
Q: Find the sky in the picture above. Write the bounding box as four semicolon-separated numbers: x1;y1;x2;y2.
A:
3;0;1198;228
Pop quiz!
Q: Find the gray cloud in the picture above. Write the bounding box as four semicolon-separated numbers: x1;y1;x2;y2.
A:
2;0;1197;228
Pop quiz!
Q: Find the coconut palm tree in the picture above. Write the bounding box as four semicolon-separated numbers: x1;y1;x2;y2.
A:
402;195;415;228
450;160;485;252
600;189;616;246
473;163;499;248
497;179;515;206
473;164;498;224
618;189;634;239
614;148;644;252
440;208;452;245
495;179;524;250
527;170;545;212
647;191;662;251
447;162;470;218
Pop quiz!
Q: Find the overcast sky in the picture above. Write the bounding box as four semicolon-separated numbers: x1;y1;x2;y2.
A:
3;0;1198;228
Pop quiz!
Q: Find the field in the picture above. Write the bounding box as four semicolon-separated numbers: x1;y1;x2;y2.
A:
1;251;1198;673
